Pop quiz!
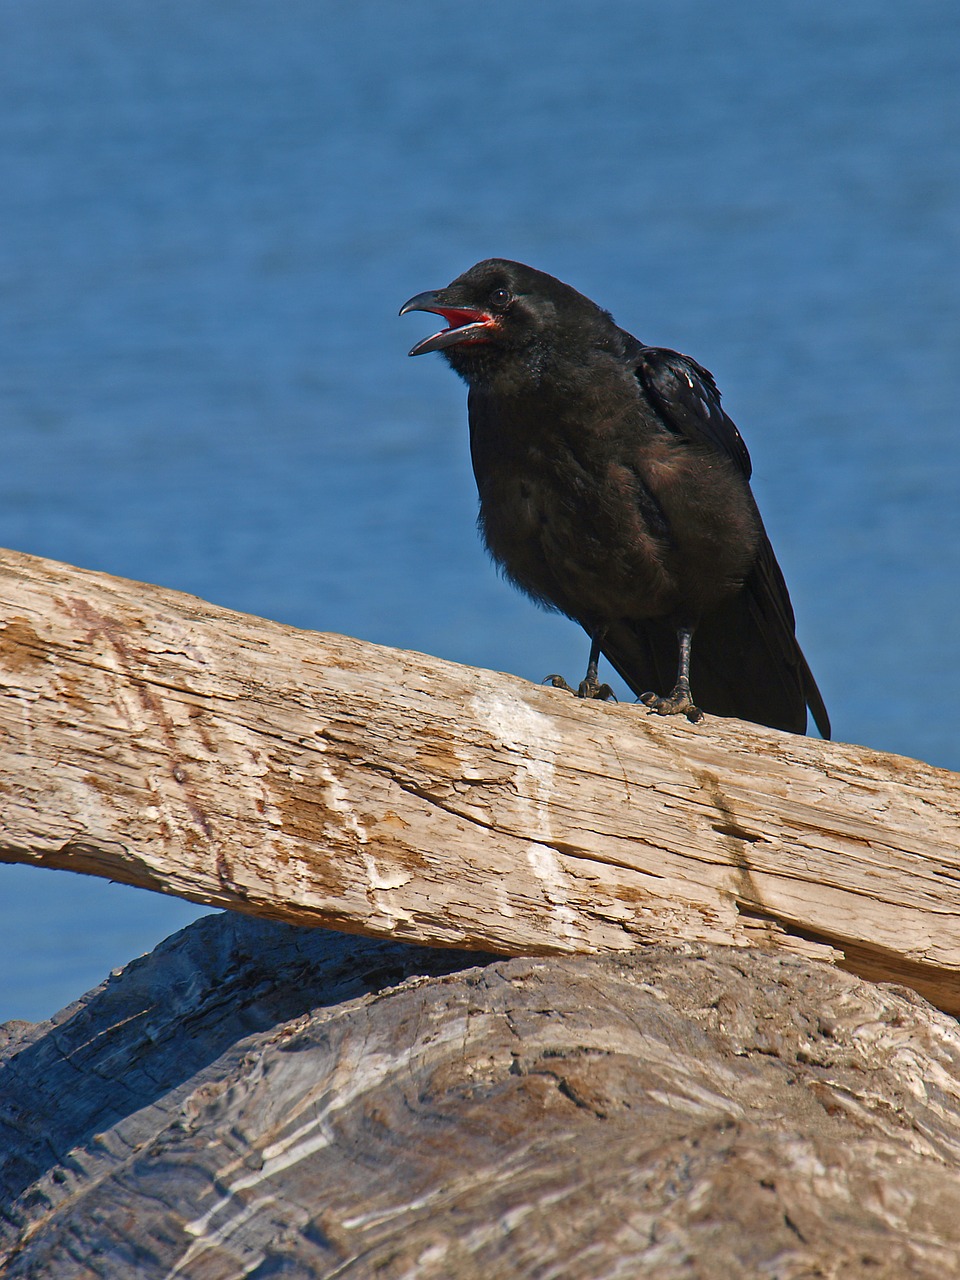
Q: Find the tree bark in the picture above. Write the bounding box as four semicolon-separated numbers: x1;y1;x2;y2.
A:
1;546;959;1012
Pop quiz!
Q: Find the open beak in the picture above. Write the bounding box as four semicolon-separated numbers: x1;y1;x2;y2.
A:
399;290;497;356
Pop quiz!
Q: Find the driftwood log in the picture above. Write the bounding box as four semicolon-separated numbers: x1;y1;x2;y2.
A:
4;913;960;1278
4;547;960;1275
0;547;958;1011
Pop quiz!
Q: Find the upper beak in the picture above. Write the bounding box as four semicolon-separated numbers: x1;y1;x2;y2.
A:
399;290;496;356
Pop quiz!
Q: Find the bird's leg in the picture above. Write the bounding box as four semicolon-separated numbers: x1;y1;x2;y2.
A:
578;633;617;700
546;632;616;701
640;625;704;724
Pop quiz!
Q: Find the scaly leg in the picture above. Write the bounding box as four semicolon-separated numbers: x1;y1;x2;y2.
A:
546;631;616;701
640;624;703;723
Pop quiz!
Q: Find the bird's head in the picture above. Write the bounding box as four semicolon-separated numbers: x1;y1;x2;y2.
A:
400;259;617;388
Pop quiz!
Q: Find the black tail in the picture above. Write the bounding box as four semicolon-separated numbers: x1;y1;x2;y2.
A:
598;539;830;738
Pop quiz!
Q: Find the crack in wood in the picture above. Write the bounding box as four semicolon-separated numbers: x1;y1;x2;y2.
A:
2;548;960;1018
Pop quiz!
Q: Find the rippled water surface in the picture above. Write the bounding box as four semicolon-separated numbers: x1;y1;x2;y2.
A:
2;0;959;1019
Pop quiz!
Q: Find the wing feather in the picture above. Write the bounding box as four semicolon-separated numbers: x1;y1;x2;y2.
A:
634;346;753;477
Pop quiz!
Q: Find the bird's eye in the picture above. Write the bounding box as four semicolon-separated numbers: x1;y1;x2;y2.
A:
490;288;512;307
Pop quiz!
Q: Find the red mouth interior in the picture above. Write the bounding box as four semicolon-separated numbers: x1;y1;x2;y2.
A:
434;307;491;331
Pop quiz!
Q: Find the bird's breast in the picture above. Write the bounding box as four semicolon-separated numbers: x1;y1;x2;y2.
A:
472;422;679;621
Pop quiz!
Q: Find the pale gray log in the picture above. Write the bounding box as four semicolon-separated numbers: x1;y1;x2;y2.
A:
1;547;959;1014
3;913;960;1278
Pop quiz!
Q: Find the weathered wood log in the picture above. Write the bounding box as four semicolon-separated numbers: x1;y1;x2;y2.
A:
3;912;960;1279
1;547;959;1012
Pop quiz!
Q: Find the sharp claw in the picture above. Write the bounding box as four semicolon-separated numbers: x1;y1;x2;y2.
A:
579;679;616;701
639;687;703;724
545;674;616;701
545;674;577;693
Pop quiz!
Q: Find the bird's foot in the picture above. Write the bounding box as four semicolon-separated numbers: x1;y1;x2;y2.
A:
639;684;704;724
545;674;617;701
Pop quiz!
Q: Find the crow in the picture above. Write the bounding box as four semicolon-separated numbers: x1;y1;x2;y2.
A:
401;259;830;737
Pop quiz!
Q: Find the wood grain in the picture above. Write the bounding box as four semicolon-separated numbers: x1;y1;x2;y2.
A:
1;547;958;1011
4;914;960;1279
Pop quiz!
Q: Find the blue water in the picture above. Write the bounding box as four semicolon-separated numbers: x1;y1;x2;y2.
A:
2;0;959;1022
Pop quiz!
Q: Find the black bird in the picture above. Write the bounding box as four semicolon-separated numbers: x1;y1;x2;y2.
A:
400;259;830;738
